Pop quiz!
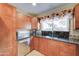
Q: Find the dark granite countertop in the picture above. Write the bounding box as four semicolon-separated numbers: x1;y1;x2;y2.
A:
33;35;79;45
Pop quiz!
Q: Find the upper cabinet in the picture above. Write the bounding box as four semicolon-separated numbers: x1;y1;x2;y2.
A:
0;4;15;17
16;13;38;30
16;13;26;29
16;12;32;29
31;17;38;29
74;4;79;30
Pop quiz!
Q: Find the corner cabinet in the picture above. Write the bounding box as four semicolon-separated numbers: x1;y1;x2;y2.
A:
30;37;39;51
31;17;38;29
74;4;79;30
0;4;17;56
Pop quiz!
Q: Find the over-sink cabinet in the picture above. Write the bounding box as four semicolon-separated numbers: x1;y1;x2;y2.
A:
30;37;79;56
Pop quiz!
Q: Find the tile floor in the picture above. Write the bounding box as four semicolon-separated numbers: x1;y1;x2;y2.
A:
18;42;44;56
18;42;30;56
26;50;44;56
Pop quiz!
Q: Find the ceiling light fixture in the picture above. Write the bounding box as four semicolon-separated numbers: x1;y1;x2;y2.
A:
32;3;36;6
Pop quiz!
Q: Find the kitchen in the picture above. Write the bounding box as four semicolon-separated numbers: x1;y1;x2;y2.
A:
0;3;79;56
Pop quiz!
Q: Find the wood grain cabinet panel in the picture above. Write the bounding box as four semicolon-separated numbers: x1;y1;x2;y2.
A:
39;38;48;55
76;45;79;56
60;43;76;56
48;39;64;56
33;37;39;51
31;17;38;29
30;37;34;51
30;37;39;51
16;13;32;29
0;4;15;17
16;13;26;29
48;43;59;55
74;4;79;29
25;16;32;24
0;4;17;56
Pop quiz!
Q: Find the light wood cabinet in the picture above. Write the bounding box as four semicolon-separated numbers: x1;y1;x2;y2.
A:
74;4;79;29
30;37;34;51
39;38;48;55
30;37;39;51
16;12;32;29
0;4;17;56
48;40;60;56
59;42;76;56
16;13;26;29
31;17;38;29
33;37;39;51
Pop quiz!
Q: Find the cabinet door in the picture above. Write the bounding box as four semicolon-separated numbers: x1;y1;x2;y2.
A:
39;38;48;55
30;37;34;51
25;16;32;24
31;17;38;29
48;40;60;56
33;37;39;51
16;13;26;29
60;43;76;56
74;4;79;29
0;4;17;56
76;45;79;56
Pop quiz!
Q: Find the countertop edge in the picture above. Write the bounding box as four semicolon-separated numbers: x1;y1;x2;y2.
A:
32;35;79;45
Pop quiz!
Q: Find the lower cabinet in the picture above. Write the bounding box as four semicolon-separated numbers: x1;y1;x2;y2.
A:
30;37;34;51
48;39;60;56
39;38;48;55
33;37;39;51
30;37;39;51
59;43;76;56
30;37;79;56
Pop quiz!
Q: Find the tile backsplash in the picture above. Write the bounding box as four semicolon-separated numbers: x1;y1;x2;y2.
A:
69;18;79;40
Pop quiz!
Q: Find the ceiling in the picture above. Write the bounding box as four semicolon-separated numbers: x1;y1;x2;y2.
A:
10;3;65;16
